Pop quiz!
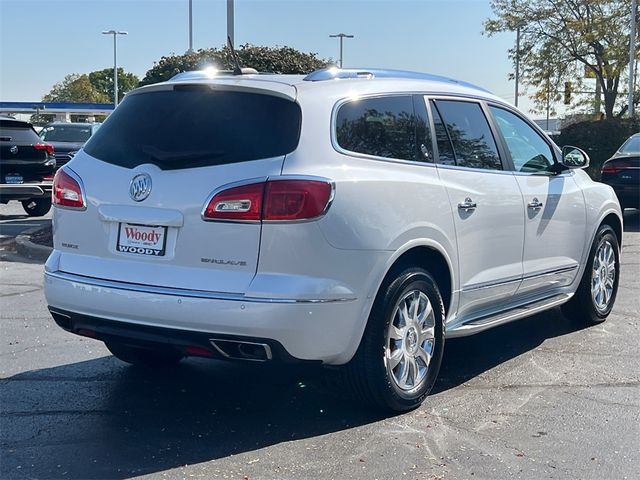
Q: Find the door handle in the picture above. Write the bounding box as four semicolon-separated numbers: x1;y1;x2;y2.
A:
458;197;477;211
527;198;543;210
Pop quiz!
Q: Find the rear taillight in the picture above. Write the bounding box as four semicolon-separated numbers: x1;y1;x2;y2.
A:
52;168;85;209
203;178;333;222
34;143;55;155
601;160;630;174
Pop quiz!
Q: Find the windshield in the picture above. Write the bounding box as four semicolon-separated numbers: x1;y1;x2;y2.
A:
620;135;640;154
83;87;302;170
40;125;92;143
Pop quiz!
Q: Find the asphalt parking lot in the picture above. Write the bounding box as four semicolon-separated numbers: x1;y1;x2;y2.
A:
1;207;639;480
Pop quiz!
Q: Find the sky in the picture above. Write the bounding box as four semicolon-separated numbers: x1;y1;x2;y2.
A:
0;0;538;113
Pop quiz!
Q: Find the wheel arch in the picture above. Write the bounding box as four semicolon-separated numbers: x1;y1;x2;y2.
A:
600;211;623;248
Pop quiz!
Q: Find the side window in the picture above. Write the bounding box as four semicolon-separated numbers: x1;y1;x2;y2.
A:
413;95;434;163
335;95;417;161
489;106;555;173
429;100;456;165
433;100;502;170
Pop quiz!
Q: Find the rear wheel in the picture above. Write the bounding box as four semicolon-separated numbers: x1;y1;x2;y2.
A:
562;224;620;324
106;342;184;368
344;267;445;412
21;198;51;217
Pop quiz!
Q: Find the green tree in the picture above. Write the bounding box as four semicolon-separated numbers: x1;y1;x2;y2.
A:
140;44;331;86
485;0;638;118
43;74;109;103
88;68;139;103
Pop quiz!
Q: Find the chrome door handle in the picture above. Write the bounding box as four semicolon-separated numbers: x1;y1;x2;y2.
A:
527;198;543;210
458;197;477;211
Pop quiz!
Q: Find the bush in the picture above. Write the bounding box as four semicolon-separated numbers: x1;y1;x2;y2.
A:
557;119;640;180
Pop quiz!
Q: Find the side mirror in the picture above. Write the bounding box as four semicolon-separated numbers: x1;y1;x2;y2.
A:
560;146;590;169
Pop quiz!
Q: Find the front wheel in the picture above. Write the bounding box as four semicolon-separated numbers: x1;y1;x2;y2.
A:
344;267;445;412
21;198;51;217
562;224;620;324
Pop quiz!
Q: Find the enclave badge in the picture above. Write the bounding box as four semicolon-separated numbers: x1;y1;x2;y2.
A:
130;173;152;202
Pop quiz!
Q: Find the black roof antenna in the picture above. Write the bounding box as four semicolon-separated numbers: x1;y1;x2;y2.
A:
227;36;243;75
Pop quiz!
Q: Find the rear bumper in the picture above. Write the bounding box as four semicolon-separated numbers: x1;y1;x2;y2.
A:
604;183;640;208
0;182;52;201
44;269;364;365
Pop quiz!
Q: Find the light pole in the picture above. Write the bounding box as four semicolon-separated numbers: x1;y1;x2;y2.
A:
102;30;128;108
629;0;637;118
227;0;234;47
187;0;194;53
515;24;521;107
329;33;354;68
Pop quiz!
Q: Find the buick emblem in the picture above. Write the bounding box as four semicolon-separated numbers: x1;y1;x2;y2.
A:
129;173;152;202
10;146;18;154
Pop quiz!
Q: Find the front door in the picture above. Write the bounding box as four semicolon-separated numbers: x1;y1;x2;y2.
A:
488;105;586;297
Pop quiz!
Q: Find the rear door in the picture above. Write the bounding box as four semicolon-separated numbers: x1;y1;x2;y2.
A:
53;83;301;294
429;98;525;320
488;105;586;296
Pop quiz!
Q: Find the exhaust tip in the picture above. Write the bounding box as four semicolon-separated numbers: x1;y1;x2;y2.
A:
209;339;273;362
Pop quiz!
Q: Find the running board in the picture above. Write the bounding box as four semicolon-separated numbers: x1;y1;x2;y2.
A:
446;293;572;338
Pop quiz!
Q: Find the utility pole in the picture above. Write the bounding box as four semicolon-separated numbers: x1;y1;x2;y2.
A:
102;30;128;108
515;24;521;107
329;33;354;68
227;0;234;47
187;0;193;53
629;0;637;118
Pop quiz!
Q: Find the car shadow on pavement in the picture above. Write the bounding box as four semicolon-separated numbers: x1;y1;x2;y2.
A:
2;308;593;479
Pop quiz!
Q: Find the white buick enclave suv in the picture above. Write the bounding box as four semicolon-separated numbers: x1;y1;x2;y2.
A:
44;68;622;411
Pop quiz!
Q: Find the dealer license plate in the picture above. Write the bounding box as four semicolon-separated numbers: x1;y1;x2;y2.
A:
117;223;167;257
5;174;23;184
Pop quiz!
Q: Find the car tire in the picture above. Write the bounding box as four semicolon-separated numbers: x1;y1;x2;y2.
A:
562;224;620;324
106;342;184;368
343;267;445;412
21;198;51;217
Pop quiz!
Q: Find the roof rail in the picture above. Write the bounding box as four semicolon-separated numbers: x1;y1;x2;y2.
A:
303;68;490;92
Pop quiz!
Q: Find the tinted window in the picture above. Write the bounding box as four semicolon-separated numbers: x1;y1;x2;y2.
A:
489;106;555;173
84;87;302;170
40;125;92;143
433;100;502;170
429;101;456;165
620;135;640;154
0;121;40;144
335;95;417;161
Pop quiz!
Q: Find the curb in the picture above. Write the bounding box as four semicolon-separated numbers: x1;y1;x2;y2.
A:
15;227;53;262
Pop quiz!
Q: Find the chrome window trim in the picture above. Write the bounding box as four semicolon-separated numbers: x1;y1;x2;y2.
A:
46;270;356;304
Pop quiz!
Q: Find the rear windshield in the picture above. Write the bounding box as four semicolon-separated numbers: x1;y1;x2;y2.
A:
620;135;640;154
0;121;40;144
40;125;92;143
84;87;302;170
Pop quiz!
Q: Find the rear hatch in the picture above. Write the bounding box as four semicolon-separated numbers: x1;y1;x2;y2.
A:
0;119;52;182
601;156;640;185
54;81;301;293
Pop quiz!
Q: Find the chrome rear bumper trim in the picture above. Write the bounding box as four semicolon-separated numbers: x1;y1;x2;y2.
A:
45;270;355;304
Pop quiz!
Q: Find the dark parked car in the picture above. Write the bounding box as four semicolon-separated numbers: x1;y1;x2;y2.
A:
39;122;101;168
601;133;640;210
0;116;56;216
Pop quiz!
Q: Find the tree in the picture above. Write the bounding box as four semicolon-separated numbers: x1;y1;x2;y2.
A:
140;44;331;86
485;0;638;118
43;74;109;103
88;68;140;103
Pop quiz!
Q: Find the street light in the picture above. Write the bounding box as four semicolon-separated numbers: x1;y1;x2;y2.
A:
101;30;128;108
515;24;521;108
629;0;637;118
329;33;354;68
187;0;194;53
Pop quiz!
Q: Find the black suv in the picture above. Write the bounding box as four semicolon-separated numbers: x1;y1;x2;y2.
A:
39;122;101;168
0;116;56;216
